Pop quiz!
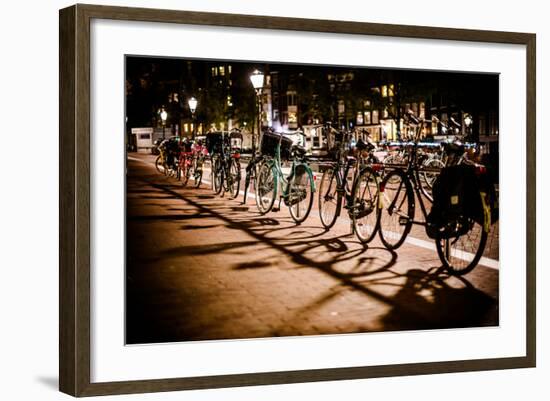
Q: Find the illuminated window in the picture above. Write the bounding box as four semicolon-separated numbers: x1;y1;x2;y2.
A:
356;112;364;125
381;85;388;97
364;111;371;125
372;110;379;124
211;67;216;76
419;102;426;118
388;84;394;97
383;108;389;118
228;65;232;74
288;112;297;123
219;66;225;76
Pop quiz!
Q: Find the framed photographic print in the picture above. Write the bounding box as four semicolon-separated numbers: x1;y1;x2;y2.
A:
59;4;536;397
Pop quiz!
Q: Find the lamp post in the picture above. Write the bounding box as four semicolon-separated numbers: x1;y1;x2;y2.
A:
188;96;198;139
249;69;264;151
464;113;473;142
160;108;168;139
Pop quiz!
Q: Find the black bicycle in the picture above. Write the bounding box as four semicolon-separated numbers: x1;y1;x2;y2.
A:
378;112;491;275
318;127;380;244
208;132;241;198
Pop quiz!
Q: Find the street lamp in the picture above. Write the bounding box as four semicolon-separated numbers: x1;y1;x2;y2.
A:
160;108;168;139
188;96;198;139
249;69;264;151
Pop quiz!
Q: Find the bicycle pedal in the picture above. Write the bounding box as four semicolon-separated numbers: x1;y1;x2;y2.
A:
272;207;280;212
398;216;409;225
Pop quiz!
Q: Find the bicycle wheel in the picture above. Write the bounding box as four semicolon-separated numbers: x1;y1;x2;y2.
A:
193;157;203;188
288;164;314;224
318;166;341;229
435;193;489;275
182;159;191;187
255;162;277;214
351;167;379;244
229;158;241;198
378;169;414;250
155;155;163;174
212;157;224;195
422;157;444;190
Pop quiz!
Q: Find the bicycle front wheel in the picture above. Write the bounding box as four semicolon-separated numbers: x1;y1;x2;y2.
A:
378;169;414;250
288;164;314;224
229;158;241;198
212;157;224;195
182;160;191;187
318;166;341;229
155;155;163;174
255;162;277;214
351;167;379;244
193;157;203;188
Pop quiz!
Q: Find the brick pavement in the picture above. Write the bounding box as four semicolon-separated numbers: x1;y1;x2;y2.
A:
126;154;499;344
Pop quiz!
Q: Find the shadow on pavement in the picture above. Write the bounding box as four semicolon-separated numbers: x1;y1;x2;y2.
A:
126;172;498;342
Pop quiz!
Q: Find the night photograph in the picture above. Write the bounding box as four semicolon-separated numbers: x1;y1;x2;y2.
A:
125;56;499;345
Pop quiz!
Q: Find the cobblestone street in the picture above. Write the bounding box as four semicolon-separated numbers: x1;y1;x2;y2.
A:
126;153;499;344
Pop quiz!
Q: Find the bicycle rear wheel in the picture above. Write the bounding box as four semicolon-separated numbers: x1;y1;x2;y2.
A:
318;166;341;229
435;193;490;275
351;167;379;244
288;164;314;224
378;169;414;250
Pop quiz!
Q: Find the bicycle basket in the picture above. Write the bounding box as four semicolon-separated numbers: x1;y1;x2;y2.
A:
205;132;227;154
260;131;293;160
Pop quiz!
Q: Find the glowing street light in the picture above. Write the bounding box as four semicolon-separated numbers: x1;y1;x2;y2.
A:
188;97;198;114
249;69;264;91
160;108;168;139
249;69;265;150
188;97;198;138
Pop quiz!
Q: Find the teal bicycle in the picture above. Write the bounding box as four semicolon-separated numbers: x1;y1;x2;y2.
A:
255;131;315;224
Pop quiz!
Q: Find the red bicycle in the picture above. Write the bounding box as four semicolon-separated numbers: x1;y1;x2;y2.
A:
177;141;194;187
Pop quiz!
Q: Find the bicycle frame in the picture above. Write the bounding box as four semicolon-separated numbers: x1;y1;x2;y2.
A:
269;135;315;206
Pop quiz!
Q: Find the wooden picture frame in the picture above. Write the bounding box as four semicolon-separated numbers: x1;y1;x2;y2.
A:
59;3;536;397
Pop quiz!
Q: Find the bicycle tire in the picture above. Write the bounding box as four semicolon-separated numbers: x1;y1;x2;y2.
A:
318;166;341;229
182;160;191;187
155;155;163;174
351;167;379;244
288;164;314;224
212;157;224;195
378;169;414;250
255;162;277;214
194;157;203;188
435;191;490;275
229;158;241;199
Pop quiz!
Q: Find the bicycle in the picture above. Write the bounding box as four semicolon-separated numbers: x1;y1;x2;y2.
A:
241;151;264;205
190;141;208;188
176;140;194;187
318;128;381;244
155;139;178;177
377;112;491;275
255;130;315;224
211;132;241;198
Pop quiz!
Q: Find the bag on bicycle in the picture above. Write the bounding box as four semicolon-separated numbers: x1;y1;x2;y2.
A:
426;164;488;239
